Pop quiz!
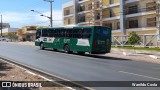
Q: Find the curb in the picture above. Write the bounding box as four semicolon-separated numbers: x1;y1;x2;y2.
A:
122;52;160;60
149;55;160;59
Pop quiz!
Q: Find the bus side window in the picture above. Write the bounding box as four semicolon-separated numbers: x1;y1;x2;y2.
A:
61;29;65;37
57;29;60;37
65;29;68;38
48;30;51;37
51;30;54;37
59;29;63;37
72;29;76;38
42;29;48;37
36;30;41;39
69;29;73;38
74;29;82;38
54;29;57;37
82;28;91;39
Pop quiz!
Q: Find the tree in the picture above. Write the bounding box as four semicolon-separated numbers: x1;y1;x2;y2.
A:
6;32;17;41
7;32;16;38
128;31;141;45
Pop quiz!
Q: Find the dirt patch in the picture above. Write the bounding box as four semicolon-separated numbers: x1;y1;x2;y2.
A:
0;59;70;90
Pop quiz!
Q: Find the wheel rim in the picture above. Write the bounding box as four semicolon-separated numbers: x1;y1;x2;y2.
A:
64;45;69;53
40;43;43;49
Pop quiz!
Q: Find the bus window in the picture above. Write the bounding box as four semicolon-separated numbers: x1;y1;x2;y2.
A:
48;30;52;37
42;29;48;37
36;30;41;39
57;29;61;37
82;28;91;39
73;29;82;38
54;29;57;37
101;27;109;37
50;30;54;37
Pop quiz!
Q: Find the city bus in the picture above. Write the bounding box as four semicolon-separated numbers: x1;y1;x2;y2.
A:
35;26;111;54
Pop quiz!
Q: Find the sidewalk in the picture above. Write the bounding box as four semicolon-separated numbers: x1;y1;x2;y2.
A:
7;42;160;64
0;59;69;90
111;48;160;59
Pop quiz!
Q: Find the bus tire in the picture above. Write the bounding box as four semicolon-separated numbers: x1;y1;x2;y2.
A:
77;52;85;55
40;43;45;50
64;45;72;53
53;48;57;51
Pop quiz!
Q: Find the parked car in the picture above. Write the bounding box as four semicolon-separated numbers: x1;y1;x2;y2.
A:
0;38;10;42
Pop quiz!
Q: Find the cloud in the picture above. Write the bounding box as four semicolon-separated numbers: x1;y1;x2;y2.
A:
1;10;63;28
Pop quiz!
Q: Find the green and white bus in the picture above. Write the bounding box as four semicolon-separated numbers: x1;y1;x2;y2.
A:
35;26;111;54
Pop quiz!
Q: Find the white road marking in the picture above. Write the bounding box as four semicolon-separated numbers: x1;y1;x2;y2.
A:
119;71;160;80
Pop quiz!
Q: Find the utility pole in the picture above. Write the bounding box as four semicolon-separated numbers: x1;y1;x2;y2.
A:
0;15;2;37
157;0;160;42
44;0;54;27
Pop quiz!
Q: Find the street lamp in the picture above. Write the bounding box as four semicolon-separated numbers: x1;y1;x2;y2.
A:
31;10;51;26
43;0;54;27
0;15;2;37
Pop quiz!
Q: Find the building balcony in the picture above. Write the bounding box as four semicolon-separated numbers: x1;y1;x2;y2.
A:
77;22;90;25
78;0;89;4
112;29;121;33
126;10;156;18
64;14;74;18
127;27;157;32
102;16;120;21
103;3;120;9
78;10;92;14
112;27;156;33
125;0;140;4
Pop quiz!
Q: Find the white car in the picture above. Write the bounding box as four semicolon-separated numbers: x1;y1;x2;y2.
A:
0;38;10;42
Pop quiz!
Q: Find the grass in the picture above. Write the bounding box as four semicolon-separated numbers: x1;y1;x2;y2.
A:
112;46;160;52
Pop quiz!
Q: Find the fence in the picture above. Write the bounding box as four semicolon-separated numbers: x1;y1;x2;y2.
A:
112;34;160;47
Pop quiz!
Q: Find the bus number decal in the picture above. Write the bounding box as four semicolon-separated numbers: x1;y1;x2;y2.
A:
76;39;90;46
64;39;70;43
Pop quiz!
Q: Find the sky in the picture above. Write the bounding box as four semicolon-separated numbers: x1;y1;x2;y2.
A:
0;0;70;28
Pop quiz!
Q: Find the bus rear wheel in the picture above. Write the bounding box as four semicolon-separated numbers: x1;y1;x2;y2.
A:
53;48;57;51
77;52;85;55
40;43;45;50
64;45;72;54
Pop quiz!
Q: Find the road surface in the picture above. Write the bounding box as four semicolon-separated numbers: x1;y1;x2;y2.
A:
0;43;160;90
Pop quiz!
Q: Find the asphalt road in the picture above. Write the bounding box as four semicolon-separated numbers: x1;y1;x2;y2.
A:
0;43;160;90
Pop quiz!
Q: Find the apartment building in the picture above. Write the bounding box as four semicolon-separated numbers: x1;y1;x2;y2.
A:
63;0;158;36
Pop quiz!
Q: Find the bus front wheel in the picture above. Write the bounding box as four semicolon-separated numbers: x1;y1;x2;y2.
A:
40;43;45;50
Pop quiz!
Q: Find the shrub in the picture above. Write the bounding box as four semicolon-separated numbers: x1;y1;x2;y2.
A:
128;31;141;45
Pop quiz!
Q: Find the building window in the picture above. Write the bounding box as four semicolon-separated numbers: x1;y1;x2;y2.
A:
146;2;156;11
78;15;86;23
95;13;100;20
79;4;85;12
68;18;71;24
117;22;120;29
110;9;114;17
96;1;100;8
110;0;113;4
65;9;70;16
129;20;138;28
127;5;138;14
103;23;112;29
147;17;156;27
88;3;92;10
